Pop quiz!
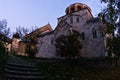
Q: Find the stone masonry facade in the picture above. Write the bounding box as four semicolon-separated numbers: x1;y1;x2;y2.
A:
36;3;105;58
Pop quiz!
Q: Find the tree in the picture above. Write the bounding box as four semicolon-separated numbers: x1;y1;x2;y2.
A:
25;38;38;57
101;0;120;56
0;19;11;37
15;26;38;40
0;41;6;55
0;19;11;55
15;26;38;57
55;30;82;59
16;26;29;40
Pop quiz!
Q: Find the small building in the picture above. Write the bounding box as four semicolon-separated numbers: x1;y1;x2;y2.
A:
24;23;52;41
16;24;53;56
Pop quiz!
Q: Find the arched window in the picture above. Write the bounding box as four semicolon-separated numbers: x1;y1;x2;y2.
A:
92;28;97;38
70;7;75;13
51;39;53;44
77;6;82;11
66;10;69;15
40;41;43;46
70;17;73;24
76;17;79;23
81;32;85;39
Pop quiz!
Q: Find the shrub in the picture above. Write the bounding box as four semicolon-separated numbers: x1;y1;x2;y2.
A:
55;30;82;59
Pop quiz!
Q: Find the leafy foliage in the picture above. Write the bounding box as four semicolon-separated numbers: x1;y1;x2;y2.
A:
0;41;6;55
101;0;120;56
25;38;38;57
0;19;11;37
55;30;82;59
15;26;38;40
16;26;30;40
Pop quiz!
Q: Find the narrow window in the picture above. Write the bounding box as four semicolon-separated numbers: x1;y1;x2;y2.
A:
40;41;43;46
66;10;69;14
51;39;53;44
76;17;79;23
77;6;82;11
70;17;73;24
81;32;85;39
92;28;97;38
71;7;75;13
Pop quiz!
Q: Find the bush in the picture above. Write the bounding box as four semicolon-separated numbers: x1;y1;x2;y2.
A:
55;30;82;59
0;41;6;55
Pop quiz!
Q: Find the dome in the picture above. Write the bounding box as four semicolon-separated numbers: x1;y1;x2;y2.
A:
65;3;91;15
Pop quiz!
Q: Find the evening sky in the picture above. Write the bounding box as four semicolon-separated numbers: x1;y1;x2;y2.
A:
0;0;104;32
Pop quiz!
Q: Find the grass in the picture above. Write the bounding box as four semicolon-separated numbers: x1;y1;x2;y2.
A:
36;58;120;80
0;54;7;79
3;54;120;80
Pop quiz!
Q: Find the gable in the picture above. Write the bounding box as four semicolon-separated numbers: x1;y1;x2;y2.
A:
54;21;73;39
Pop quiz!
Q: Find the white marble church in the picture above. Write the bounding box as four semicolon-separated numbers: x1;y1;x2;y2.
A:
35;3;105;58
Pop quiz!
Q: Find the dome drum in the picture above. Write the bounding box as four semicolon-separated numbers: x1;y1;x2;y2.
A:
65;3;91;15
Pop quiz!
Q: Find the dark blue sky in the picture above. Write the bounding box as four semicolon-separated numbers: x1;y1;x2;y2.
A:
0;0;104;32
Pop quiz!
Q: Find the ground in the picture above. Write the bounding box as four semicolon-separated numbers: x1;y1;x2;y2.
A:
36;58;120;80
1;54;120;80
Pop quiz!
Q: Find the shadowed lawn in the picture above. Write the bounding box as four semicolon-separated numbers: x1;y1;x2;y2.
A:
0;54;7;79
36;59;120;80
2;54;120;80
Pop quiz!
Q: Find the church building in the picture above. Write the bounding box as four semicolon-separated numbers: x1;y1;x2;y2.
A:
35;3;105;58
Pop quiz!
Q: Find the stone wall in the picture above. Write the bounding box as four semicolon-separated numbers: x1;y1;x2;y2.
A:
56;9;105;58
83;21;105;57
17;41;26;56
36;32;56;58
